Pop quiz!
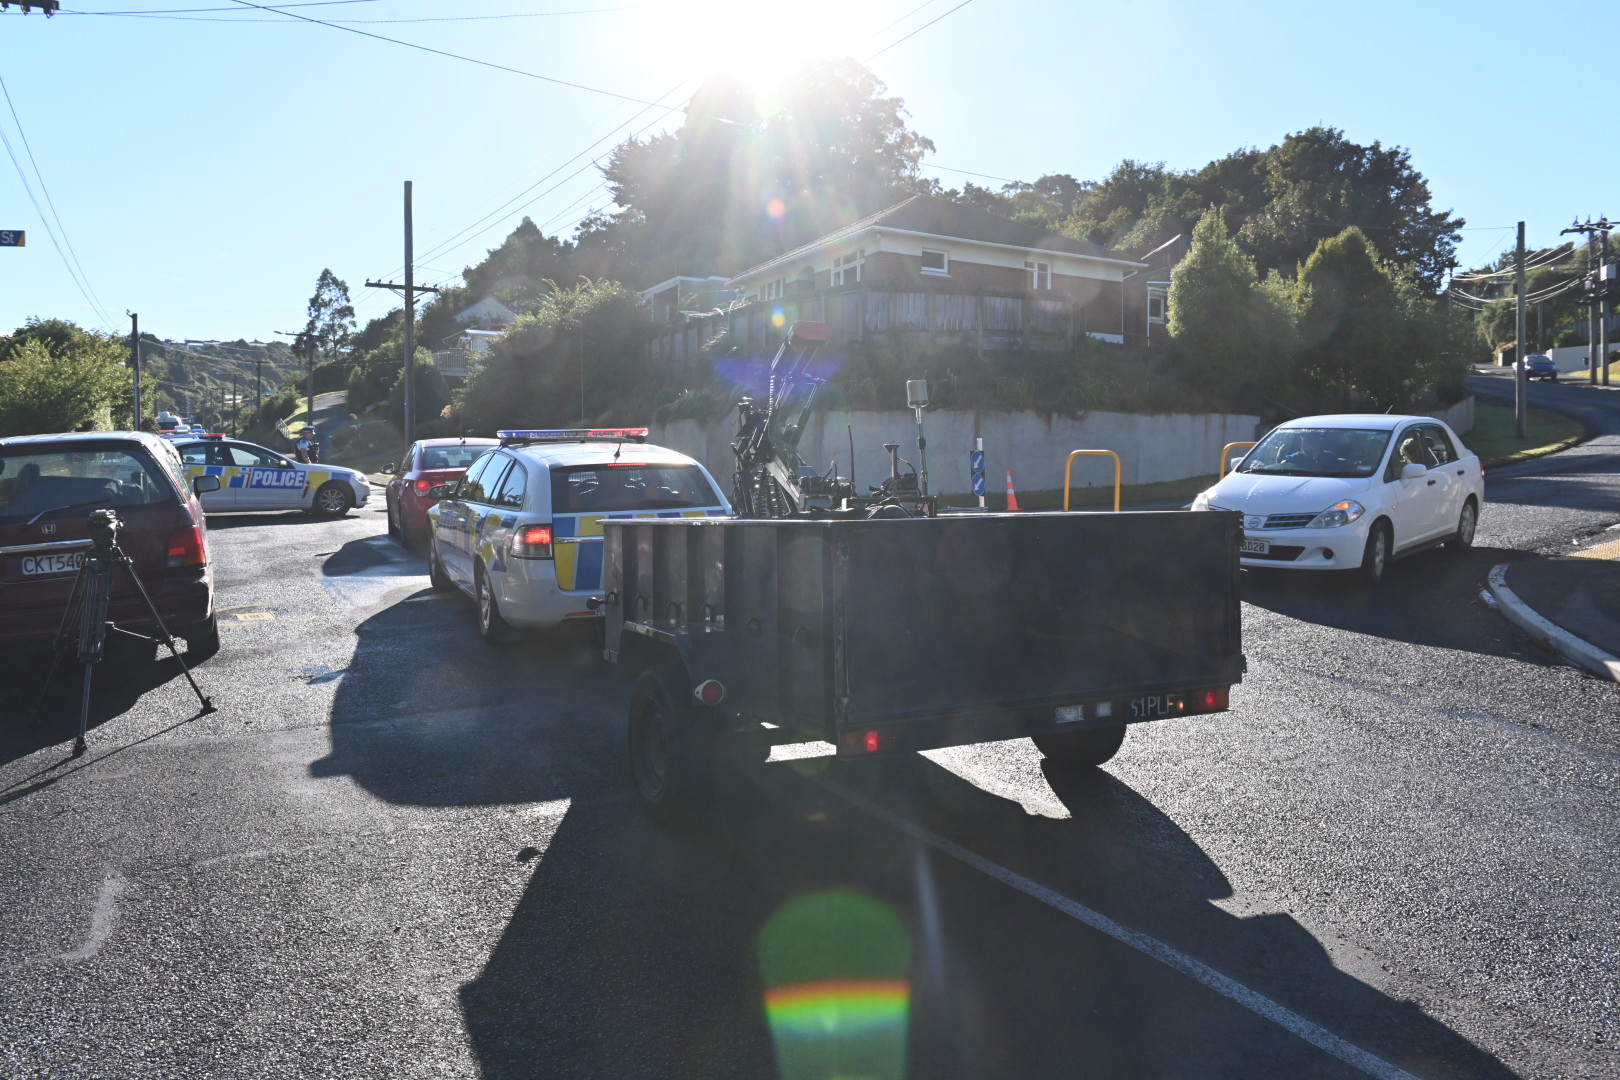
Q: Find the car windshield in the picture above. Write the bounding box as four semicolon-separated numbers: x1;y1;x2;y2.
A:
550;464;720;513
0;446;175;524
421;445;492;471
1237;427;1391;478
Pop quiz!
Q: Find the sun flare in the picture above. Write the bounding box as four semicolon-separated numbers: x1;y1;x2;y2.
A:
647;0;881;100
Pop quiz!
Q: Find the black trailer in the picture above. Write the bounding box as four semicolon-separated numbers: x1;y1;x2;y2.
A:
601;510;1244;823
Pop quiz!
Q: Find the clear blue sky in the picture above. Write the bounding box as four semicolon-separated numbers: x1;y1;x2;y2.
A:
1;0;1613;343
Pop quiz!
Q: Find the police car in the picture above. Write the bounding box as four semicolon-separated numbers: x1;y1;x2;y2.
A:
426;428;732;641
171;434;371;516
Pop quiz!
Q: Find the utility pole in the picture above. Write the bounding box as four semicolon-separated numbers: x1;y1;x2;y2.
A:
129;312;141;431
1515;222;1527;438
232;374;239;437
367;181;442;445
255;354;263;423
1560;217;1613;386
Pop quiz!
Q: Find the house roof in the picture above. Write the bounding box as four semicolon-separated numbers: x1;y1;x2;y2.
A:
730;194;1144;282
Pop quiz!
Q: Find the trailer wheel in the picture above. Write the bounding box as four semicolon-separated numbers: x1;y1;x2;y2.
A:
628;663;716;826
1032;724;1127;769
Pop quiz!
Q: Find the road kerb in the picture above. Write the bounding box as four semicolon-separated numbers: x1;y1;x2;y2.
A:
1486;565;1620;682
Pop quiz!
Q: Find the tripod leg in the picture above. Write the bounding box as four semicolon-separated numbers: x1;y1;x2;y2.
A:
32;559;90;725
74;655;93;757
114;549;214;714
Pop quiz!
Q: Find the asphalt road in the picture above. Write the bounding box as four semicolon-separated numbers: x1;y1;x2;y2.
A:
1;389;1616;1079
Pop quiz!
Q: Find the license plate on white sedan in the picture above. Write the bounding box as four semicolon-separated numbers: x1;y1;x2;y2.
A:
20;552;85;576
1239;536;1270;555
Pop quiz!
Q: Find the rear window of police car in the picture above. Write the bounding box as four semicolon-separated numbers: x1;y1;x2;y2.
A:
550;464;719;513
0;446;177;523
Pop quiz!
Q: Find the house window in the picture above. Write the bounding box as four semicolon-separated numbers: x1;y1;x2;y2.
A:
1024;259;1051;290
832;249;864;286
761;278;785;301
1148;295;1167;323
920;249;949;276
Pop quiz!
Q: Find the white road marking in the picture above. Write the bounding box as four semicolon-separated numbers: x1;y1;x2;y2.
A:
57;870;126;963
819;778;1425;1080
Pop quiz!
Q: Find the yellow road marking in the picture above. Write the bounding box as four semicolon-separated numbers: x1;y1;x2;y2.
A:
1573;538;1620;561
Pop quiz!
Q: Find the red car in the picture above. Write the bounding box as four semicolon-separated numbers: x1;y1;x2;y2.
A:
0;431;220;656
384;437;499;548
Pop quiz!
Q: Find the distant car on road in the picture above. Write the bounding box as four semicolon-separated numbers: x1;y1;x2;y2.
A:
0;431;220;655
384;437;499;548
171;435;370;517
426;429;731;641
1522;354;1558;381
1191;414;1484;585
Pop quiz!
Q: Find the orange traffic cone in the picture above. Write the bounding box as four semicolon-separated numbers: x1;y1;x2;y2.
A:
1005;471;1021;512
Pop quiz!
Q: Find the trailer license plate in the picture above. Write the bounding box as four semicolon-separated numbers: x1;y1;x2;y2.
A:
1131;694;1182;719
1239;536;1270;555
21;552;85;576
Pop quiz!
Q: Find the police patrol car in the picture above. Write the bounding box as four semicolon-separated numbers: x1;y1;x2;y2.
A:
426;428;731;641
172;434;371;516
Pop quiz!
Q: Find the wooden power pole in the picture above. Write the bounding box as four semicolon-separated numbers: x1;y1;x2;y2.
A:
367;180;440;445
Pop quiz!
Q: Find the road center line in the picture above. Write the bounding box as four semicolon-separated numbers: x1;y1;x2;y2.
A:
56;869;126;963
819;778;1424;1080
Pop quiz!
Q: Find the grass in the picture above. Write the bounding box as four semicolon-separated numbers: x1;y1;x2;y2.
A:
1466;402;1586;468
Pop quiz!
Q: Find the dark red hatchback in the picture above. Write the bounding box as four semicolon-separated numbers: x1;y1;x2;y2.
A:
0;431;219;655
384;437;498;548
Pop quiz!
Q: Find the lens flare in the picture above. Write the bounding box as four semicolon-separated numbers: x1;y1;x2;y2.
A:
759;889;911;1080
771;307;787;329
766;197;786;220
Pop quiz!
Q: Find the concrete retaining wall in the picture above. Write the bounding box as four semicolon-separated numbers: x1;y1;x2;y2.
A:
653;395;1476;495
654;408;1261;496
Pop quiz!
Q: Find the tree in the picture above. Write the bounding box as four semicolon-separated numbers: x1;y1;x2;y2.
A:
299;269;356;361
0;319;132;435
1166;210;1296;405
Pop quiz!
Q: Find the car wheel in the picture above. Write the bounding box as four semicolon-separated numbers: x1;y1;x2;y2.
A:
178;612;221;661
628;663;716;827
428;540;453;592
1550;372;1557;382
475;563;516;644
1447;498;1478;552
1032;725;1127;769
386;501;401;539
313;482;353;517
1357;520;1392;586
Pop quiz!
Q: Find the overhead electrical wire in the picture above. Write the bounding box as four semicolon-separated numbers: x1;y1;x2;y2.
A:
76;4;636;21
0;74;114;331
224;0;706;116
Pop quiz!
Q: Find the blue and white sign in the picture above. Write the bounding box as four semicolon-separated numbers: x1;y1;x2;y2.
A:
0;231;24;247
970;449;985;495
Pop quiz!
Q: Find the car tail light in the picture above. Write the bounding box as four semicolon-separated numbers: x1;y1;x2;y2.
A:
167;521;207;569
414;478;432;494
511;523;553;559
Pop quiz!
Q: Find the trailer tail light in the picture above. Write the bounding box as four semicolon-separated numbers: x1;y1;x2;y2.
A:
1197;687;1229;712
167;522;207;569
511;524;553;559
693;679;725;706
838;729;887;755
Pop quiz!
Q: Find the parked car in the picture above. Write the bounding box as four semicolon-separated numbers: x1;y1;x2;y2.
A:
0;431;220;654
383;437;499;548
426;429;732;641
1523;354;1558;381
170;434;370;516
1191;414;1483;585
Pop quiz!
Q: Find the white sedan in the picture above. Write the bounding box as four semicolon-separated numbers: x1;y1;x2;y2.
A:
1191;414;1483;585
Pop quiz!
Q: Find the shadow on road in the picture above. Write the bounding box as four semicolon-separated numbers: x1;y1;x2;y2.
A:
448;749;1518;1079
1239;544;1542;662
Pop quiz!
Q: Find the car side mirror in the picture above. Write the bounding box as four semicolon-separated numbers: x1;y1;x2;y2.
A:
1400;462;1427;480
193;475;221;495
427;482;453;499
383;462;395;475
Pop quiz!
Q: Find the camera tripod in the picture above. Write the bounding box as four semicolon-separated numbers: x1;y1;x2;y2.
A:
32;510;214;757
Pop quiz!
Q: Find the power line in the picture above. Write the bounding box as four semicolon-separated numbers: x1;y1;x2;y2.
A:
0;69;112;328
71;3;636;21
224;0;705;116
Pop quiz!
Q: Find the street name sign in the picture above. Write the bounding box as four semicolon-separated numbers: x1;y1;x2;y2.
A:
0;230;24;247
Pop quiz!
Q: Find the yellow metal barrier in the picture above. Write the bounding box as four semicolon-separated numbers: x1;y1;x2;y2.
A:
1219;442;1256;479
1063;450;1122;512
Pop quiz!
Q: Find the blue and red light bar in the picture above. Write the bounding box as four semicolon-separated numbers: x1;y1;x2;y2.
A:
497;427;648;445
